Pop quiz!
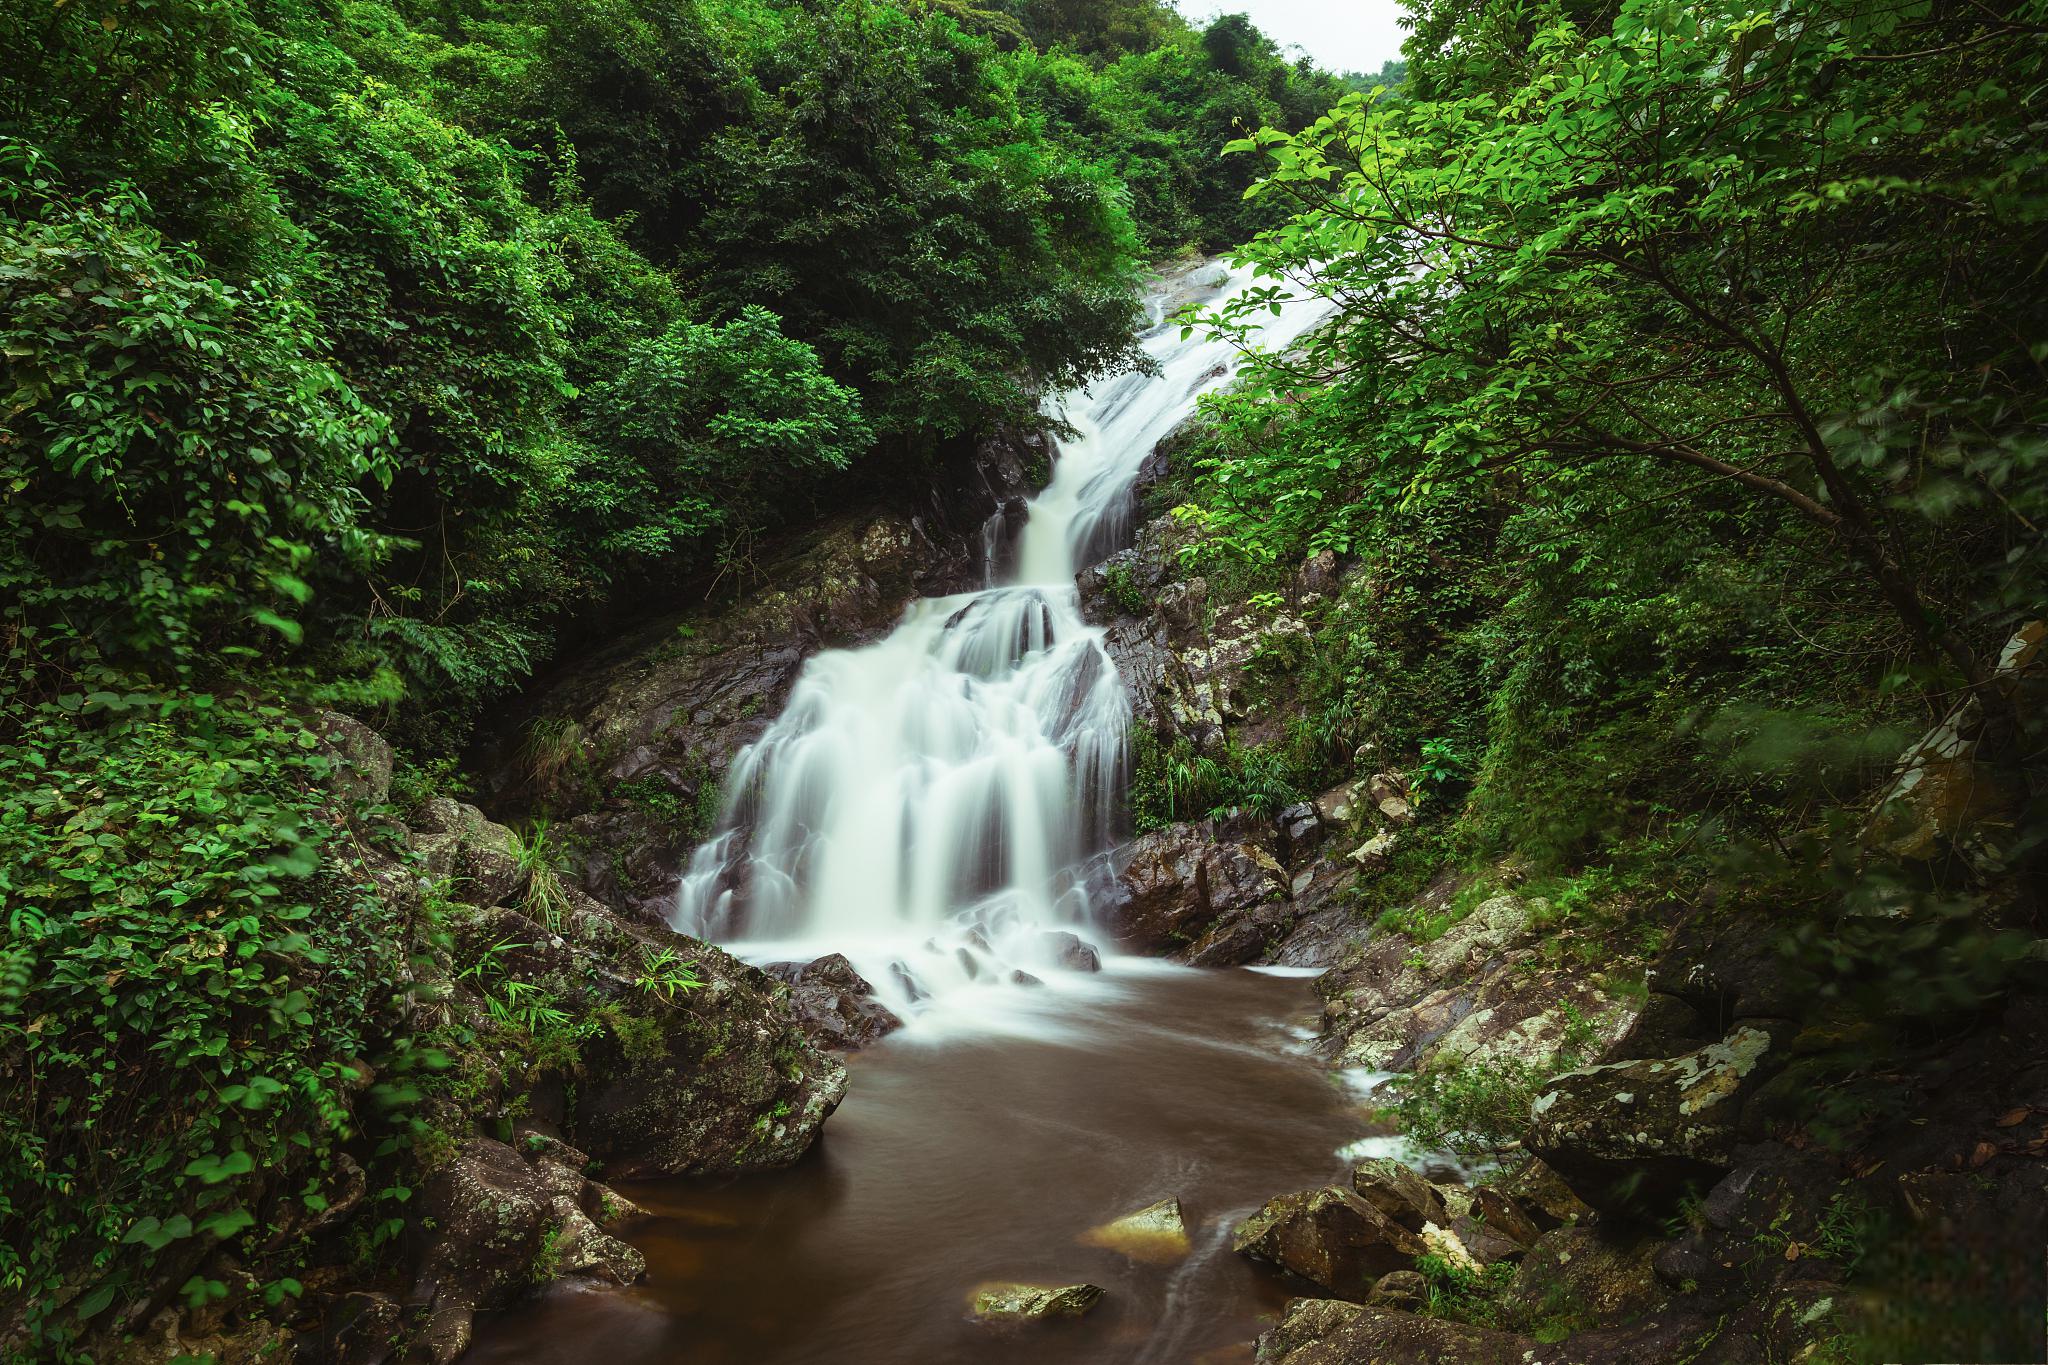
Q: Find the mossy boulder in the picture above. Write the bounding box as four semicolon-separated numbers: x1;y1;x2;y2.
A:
410;1136;645;1363
562;914;848;1178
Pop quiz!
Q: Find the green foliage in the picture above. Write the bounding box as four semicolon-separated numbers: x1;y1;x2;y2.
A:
1387;1006;1601;1159
634;947;704;1002
1;179;391;681
1127;728;1310;830
1100;560;1150;614
1170;0;2047;893
1387;1057;1549;1160
1413;1252;1515;1321
577;307;868;560
0;691;420;1348
0;0;1359;1349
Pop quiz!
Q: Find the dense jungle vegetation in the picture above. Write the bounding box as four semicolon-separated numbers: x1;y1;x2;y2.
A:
3;0;2044;1355
1166;0;2045;912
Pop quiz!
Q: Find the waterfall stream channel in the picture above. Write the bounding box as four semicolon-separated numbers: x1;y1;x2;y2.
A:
469;266;1383;1364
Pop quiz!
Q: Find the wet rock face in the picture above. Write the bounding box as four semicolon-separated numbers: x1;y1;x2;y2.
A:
1107;820;1286;961
410;1136;645;1363
1233;1186;1428;1300
472;426;1049;925
1526;1025;1780;1217
764;953;904;1050
1038;930;1103;973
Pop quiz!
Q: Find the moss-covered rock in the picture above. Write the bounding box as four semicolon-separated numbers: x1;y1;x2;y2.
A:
1527;1025;1781;1217
968;1282;1104;1322
1081;1196;1190;1262
410;1136;645;1363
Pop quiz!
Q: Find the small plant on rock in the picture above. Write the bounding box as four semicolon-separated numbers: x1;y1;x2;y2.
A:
635;946;704;1002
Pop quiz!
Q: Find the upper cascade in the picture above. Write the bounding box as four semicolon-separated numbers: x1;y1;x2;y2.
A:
672;262;1334;1026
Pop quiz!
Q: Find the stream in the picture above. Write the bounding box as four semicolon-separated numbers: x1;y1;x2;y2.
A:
468;964;1381;1364
471;265;1355;1361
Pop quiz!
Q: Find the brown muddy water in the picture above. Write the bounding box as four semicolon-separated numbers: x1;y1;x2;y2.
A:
466;963;1392;1365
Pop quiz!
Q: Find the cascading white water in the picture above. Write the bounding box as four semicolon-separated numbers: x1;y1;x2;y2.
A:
672;262;1332;1023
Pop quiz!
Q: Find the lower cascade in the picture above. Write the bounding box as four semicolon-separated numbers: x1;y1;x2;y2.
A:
671;263;1334;1019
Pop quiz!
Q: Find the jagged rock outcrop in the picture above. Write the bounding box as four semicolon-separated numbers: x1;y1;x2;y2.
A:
764;953;904;1049
1316;889;1638;1074
1106;819;1288;961
1526;1025;1781;1217
1232;1186;1428;1299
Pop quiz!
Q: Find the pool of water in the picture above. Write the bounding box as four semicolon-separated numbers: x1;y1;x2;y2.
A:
466;964;1381;1365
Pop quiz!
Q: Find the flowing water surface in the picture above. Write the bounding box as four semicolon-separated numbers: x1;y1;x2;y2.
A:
468;964;1377;1365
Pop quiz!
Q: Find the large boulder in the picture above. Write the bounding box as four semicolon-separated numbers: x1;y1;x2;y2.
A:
1109;821;1286;959
764;953;903;1050
1527;1025;1781;1217
1500;1226;1663;1332
1233;1186;1426;1301
564;916;848;1178
1347;1161;1448;1231
409;1136;645;1363
410;797;524;908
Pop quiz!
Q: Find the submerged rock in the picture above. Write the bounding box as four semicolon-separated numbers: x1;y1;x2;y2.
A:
1038;930;1102;973
968;1282;1105;1323
1081;1196;1190;1262
1233;1186;1425;1301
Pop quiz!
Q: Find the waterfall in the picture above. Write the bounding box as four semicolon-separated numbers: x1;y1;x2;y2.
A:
672;262;1332;1021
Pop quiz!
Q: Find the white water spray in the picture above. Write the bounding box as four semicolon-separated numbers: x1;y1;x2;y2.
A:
672;262;1332;1024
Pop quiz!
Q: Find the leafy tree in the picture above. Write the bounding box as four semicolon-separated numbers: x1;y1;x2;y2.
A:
572;306;871;563
1205;0;2047;747
1;177;390;683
